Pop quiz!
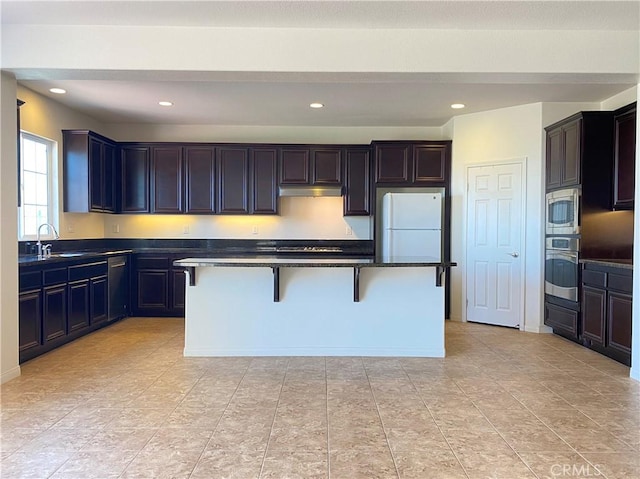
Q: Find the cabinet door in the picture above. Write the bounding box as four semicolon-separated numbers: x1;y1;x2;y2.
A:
102;142;116;213
544;302;578;339
218;147;249;214
280;149;310;184
121;146;150;213
613;108;636;209
89;137;104;211
185;146;216;214
413;144;447;183
562;119;581;187
43;284;67;343
375;144;411;183
151;146;183;213
91;276;108;324
546;128;563;190
343;148;370;216
251;148;278;214
582;285;606;345
312;149;342;185
136;270;170;313
607;291;632;355
108;257;129;321
172;269;186;313
68;280;90;333
19;290;42;354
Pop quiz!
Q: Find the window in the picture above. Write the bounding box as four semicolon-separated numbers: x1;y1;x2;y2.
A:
19;132;57;240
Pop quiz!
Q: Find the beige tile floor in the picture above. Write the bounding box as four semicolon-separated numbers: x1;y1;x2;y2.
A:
1;318;639;479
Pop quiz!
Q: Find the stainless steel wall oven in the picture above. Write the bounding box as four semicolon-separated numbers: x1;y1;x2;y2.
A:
545;236;580;302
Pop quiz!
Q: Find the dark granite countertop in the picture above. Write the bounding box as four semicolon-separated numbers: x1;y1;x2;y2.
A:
174;256;457;268
580;258;633;270
19;249;134;265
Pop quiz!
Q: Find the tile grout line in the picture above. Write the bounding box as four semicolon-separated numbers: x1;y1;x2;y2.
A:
361;357;401;479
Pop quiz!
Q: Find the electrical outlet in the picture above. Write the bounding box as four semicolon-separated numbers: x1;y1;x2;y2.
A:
252;225;259;235
67;223;75;233
112;223;120;234
345;225;353;236
183;225;190;234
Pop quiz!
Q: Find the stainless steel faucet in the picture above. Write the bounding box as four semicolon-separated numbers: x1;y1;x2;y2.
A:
36;223;59;259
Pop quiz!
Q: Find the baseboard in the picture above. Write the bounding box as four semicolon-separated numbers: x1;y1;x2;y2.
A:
1;365;21;384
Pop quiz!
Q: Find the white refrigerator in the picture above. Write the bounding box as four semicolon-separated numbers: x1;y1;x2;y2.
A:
381;192;443;260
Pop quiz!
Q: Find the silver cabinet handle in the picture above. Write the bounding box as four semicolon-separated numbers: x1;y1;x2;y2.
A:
509;252;519;258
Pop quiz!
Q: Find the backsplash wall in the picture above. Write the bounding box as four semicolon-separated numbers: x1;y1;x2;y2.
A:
101;197;372;240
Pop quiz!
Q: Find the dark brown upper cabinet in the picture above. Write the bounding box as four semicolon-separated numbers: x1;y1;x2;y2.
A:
217;147;250;214
613;103;636;210
63;130;117;213
120;145;150;213
545;112;614;194
251;148;278;214
343;147;371;216
545;118;581;190
374;141;450;185
312;148;342;185
279;148;310;184
150;145;183;214
185;146;216;214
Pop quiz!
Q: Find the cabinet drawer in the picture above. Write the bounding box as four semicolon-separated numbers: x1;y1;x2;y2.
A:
582;270;606;288
136;256;170;269
68;261;108;281
20;271;42;291
43;267;68;286
607;273;632;294
544;302;579;336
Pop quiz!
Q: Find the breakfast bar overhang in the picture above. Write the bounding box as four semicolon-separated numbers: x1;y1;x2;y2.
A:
174;257;456;357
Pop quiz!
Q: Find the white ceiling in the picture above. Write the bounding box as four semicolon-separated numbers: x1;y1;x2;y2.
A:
4;0;640;127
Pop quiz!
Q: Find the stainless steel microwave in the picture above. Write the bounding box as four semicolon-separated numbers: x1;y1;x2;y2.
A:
546;188;580;235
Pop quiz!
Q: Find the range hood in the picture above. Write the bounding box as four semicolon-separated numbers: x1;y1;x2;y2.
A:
278;186;343;197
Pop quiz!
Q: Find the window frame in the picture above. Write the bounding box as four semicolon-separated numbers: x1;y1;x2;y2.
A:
18;131;58;241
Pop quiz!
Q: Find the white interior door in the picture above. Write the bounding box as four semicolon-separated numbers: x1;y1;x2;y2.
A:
466;162;524;328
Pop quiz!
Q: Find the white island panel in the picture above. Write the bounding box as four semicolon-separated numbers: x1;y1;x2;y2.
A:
184;266;444;357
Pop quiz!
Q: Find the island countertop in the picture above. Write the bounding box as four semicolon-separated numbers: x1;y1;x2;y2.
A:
173;256;457;268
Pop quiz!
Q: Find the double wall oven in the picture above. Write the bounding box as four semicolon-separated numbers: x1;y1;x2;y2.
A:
545;188;580;303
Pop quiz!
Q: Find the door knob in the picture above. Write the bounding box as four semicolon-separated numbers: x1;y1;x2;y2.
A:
509;252;519;258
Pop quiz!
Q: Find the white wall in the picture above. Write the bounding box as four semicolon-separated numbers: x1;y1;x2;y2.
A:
17;85;107;239
106;124;445;144
103;197;371;240
449;103;546;331
1;72;20;383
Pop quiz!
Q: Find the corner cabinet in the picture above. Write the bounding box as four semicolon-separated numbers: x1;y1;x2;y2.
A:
63;130;117;213
373;141;451;186
613;103;636;210
133;253;191;317
581;262;632;366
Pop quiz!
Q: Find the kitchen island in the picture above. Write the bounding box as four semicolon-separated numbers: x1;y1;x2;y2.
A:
174;256;455;357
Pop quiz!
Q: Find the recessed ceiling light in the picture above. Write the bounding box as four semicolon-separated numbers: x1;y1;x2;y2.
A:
309;102;324;109
49;88;66;94
451;103;466;109
158;101;173;107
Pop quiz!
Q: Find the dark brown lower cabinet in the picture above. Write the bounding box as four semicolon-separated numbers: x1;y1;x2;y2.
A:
581;262;632;366
133;254;186;317
68;280;91;333
544;301;579;341
43;284;67;343
91;276;109;324
19;257;126;363
19;290;42;356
